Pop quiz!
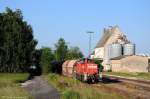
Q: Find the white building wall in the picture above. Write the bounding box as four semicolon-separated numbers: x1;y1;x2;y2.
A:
93;47;104;59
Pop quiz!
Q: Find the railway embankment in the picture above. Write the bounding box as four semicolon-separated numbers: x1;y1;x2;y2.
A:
104;72;150;80
100;72;150;99
44;73;150;99
43;73;127;99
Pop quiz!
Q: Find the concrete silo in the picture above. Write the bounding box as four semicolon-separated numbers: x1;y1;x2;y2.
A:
123;43;135;56
110;43;122;58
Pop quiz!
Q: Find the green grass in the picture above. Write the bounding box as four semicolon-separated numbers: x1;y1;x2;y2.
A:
105;72;150;80
44;73;125;99
0;73;32;99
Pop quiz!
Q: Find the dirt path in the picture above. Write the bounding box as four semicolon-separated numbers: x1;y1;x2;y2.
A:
22;76;60;99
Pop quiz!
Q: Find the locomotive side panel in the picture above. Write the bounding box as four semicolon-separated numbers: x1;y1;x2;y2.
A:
87;64;98;75
75;59;99;82
62;59;101;83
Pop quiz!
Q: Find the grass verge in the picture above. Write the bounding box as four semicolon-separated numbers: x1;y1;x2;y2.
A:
44;73;125;99
105;72;150;80
0;73;32;99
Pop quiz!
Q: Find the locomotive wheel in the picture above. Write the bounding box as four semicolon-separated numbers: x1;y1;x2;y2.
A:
91;75;95;83
81;75;84;82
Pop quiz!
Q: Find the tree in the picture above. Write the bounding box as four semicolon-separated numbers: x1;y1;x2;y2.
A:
0;8;37;72
40;47;54;74
67;47;83;59
54;38;68;61
32;49;42;75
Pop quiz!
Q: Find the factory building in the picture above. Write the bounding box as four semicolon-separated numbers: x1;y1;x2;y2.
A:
92;26;150;72
111;55;150;72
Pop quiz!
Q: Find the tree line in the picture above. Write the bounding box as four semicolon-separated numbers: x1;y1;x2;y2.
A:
39;38;84;74
0;8;84;73
0;8;37;72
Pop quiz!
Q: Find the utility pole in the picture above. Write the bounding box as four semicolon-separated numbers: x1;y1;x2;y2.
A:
87;31;94;57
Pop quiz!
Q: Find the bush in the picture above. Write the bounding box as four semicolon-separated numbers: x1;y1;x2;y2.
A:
94;59;104;72
40;47;54;74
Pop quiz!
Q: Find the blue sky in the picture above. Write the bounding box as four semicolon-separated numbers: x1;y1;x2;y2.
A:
0;0;150;56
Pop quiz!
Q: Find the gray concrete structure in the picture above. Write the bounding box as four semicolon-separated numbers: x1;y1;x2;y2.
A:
123;43;135;56
110;43;122;58
92;26;131;71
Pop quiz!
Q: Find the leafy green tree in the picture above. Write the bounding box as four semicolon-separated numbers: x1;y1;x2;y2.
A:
0;8;37;72
55;38;68;61
32;49;42;75
67;47;83;59
40;47;54;74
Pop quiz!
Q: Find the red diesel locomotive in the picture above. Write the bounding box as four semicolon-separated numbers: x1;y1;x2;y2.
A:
62;58;101;82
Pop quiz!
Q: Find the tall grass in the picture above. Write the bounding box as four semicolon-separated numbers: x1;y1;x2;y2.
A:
44;73;124;99
0;73;32;99
62;90;80;99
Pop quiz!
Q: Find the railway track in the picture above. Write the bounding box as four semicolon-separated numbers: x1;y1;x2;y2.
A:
103;74;150;92
103;74;150;84
91;74;150;99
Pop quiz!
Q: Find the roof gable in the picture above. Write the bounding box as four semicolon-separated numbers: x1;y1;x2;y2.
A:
96;26;125;48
